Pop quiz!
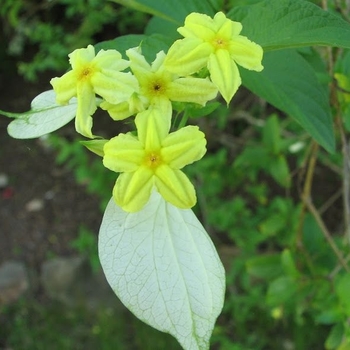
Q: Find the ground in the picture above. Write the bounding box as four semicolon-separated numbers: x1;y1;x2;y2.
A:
0;67;102;270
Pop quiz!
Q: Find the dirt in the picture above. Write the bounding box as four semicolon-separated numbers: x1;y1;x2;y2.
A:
0;66;102;270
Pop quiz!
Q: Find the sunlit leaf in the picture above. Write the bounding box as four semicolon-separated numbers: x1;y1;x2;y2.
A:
99;191;225;350
3;90;77;139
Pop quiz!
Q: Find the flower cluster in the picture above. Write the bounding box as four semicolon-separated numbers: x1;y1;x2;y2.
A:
50;11;263;212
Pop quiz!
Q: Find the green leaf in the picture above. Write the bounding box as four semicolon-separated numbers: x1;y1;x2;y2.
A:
241;49;334;153
110;0;218;25
96;34;173;62
246;253;283;280
80;139;108;157
3;90;77;139
263;114;281;155
336;273;350;316
266;276;297;307
228;0;350;51
281;249;299;278
186;101;221;118
259;213;287;237
99;191;225;350
325;323;344;350
268;154;291;188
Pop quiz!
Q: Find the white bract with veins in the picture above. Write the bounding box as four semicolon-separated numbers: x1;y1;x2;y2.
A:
99;191;225;350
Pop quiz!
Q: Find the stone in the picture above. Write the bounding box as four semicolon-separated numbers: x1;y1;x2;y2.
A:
0;261;29;305
25;198;44;212
41;256;86;305
41;256;120;310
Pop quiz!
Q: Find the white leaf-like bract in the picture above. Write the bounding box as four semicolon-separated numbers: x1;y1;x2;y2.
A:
7;90;77;139
99;191;225;350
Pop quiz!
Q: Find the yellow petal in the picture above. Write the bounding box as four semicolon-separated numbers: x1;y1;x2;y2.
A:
164;38;213;76
75;82;97;138
103;133;145;172
228;36;264;71
214;12;242;36
94;49;129;71
161;126;206;169
100;101;132;121
167;77;217;106
151;51;167;72
135;107;171;150
178;12;216;40
155;165;196;209
113;167;154;212
208;50;241;104
91;71;138;104
69;45;95;70
50;71;77;104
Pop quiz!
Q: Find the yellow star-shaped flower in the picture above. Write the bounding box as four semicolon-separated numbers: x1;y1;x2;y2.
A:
164;12;264;104
101;47;218;120
103;107;206;212
50;45;138;138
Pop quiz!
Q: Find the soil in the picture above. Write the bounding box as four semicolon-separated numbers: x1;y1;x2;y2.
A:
0;66;102;270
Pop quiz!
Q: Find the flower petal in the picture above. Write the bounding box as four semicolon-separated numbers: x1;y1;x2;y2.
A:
215;12;242;36
155;165;196;209
228;36;264;71
161;126;207;169
100;101;133;121
164;38;213;76
75;82;97;138
50;70;77;104
135;107;171;149
167;77;217;106
69;45;95;70
103;133;145;172
91;71;138;104
113;167;154;212
151;51;167;72
94;49;129;71
178;13;216;40
126;46;151;76
208;50;241;104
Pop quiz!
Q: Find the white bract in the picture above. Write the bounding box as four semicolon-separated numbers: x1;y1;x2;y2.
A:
99;191;225;350
6;90;78;139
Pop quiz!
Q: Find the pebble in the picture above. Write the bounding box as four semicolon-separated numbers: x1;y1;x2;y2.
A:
0;261;29;305
0;173;9;188
25;198;44;212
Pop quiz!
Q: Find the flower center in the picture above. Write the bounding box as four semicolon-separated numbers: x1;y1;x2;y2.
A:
147;77;168;98
144;151;162;169
78;66;94;81
212;36;228;51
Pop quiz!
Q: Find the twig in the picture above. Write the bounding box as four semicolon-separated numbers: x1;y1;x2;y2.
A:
296;141;319;249
304;196;350;273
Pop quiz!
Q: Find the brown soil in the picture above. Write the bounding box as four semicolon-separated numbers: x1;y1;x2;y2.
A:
0;68;102;270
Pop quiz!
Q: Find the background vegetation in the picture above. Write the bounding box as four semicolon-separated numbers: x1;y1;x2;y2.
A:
1;0;350;349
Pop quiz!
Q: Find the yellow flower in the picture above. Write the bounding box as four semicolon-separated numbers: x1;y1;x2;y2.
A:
101;47;218;121
50;45;138;138
103;107;206;212
164;12;264;104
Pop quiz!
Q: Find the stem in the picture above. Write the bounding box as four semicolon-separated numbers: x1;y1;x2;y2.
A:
295;141;319;275
303;196;350;273
177;110;190;129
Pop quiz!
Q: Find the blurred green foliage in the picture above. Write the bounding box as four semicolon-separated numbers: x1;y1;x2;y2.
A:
0;0;148;80
1;0;350;349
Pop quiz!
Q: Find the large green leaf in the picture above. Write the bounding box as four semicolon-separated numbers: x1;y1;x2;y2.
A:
228;0;350;50
110;0;218;25
96;34;172;62
241;49;334;152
